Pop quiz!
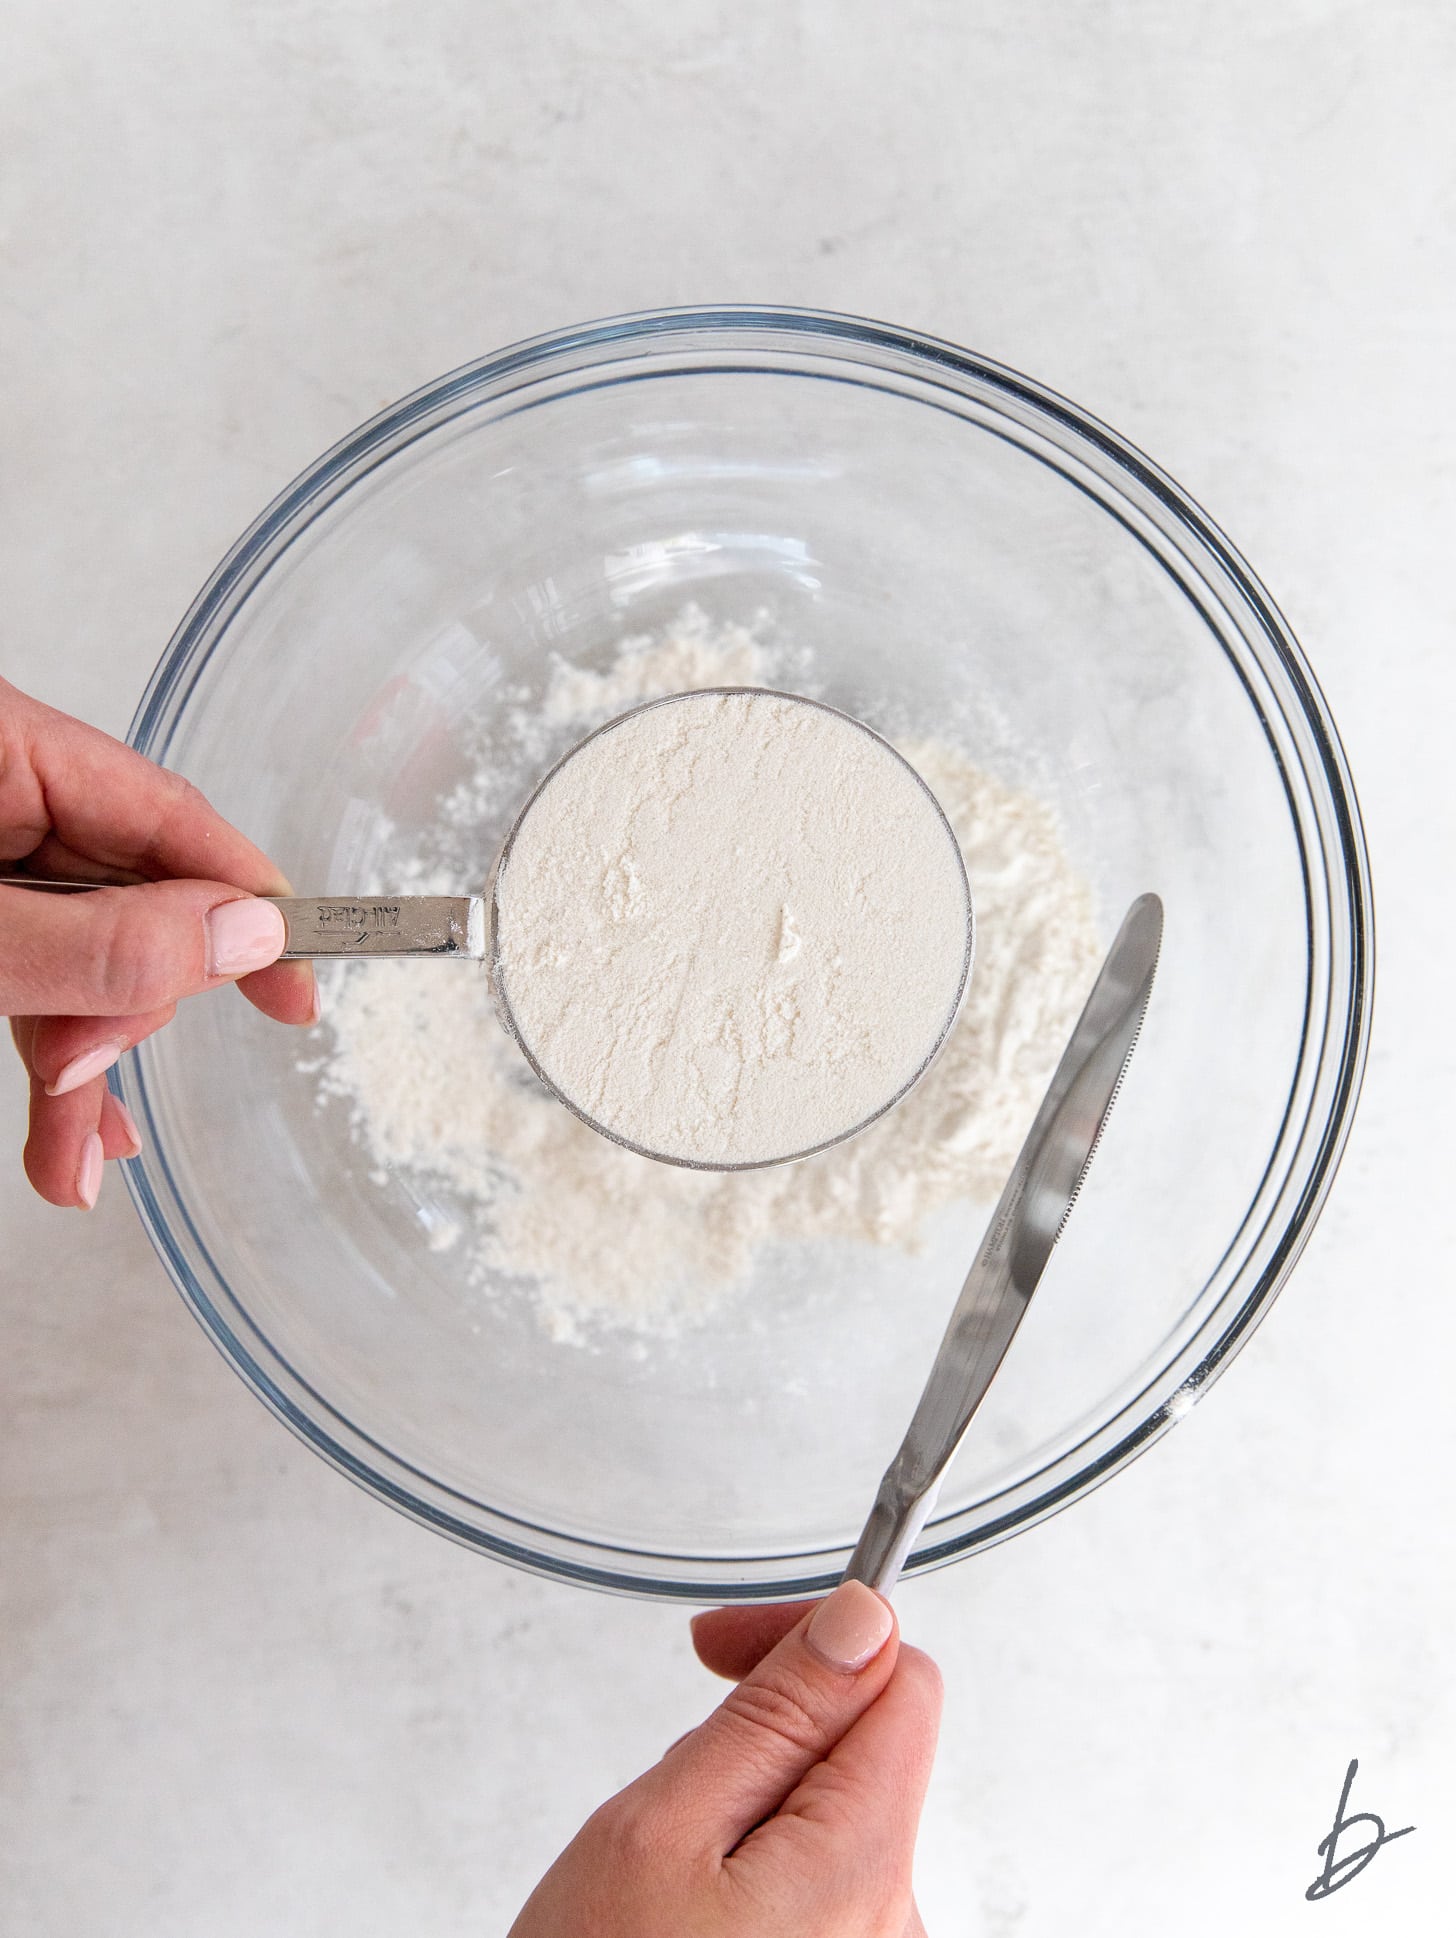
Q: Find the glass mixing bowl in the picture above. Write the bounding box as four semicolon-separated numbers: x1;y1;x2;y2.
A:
120;307;1372;1602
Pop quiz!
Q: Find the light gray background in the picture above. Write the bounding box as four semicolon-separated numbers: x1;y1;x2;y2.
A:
3;4;1452;1932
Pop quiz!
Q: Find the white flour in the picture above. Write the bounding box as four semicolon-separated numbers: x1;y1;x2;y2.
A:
494;689;971;1167
315;610;1101;1341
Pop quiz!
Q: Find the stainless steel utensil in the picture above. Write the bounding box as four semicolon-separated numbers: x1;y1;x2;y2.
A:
843;891;1163;1595
1;688;974;1174
0;877;486;960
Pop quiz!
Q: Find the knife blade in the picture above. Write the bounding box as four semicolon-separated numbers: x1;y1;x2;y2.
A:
843;891;1163;1594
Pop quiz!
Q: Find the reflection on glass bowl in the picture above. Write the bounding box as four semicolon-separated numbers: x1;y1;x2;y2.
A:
120;307;1373;1602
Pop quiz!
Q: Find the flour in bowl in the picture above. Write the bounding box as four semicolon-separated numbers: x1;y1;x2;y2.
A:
493;689;972;1167
313;610;1100;1341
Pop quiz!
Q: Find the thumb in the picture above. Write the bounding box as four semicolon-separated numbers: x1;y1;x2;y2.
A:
646;1580;900;1852
0;880;287;1018
744;1642;943;1884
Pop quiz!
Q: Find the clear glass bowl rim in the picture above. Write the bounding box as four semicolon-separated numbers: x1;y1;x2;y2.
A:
118;303;1375;1602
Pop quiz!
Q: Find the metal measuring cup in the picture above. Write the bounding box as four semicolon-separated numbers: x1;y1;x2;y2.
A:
4;688;974;1171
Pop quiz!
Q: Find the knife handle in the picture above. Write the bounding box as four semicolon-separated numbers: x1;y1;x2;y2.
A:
841;1472;944;1598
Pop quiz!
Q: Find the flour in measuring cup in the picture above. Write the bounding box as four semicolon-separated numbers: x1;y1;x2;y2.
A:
312;609;1101;1341
493;688;971;1168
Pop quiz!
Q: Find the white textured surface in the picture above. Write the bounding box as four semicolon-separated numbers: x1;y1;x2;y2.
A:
2;4;1452;1932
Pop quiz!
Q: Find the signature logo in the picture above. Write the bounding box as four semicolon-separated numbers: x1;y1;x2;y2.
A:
1305;1757;1414;1901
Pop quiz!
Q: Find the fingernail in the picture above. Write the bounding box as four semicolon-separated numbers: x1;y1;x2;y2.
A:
112;1097;143;1158
46;1039;126;1097
804;1581;894;1674
205;897;286;978
304;971;322;1027
77;1130;104;1210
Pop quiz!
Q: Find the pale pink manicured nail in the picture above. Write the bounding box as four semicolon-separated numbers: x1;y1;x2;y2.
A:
205;897;286;978
112;1097;143;1158
805;1580;894;1674
305;974;322;1027
77;1130;104;1210
46;1039;126;1098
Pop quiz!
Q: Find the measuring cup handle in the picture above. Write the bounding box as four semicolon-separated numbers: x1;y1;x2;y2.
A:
0;878;486;962
274;896;487;960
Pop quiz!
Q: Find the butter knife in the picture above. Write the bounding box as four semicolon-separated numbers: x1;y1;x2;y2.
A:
844;891;1163;1594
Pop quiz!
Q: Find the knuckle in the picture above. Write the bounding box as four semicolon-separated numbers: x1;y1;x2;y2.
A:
155;769;211;836
787;1755;864;1839
592;1794;673;1875
163;770;209;814
92;898;182;1012
723;1671;827;1759
134;770;215;879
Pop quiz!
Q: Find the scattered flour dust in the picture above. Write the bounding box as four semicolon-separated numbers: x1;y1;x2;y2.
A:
314;609;1101;1342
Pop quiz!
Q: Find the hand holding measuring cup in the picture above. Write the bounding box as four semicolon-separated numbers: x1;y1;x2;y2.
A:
5;684;974;1185
2;675;947;1928
0;676;312;1207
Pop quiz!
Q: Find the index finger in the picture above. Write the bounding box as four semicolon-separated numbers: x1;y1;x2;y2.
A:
691;1604;808;1681
2;680;289;893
